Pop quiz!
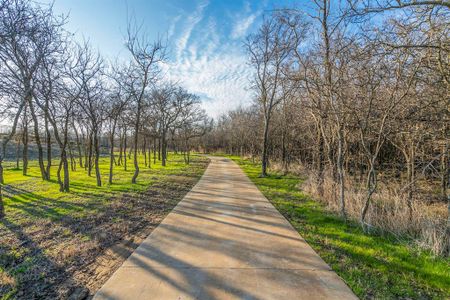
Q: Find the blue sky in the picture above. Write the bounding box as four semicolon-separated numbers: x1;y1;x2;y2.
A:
48;0;299;117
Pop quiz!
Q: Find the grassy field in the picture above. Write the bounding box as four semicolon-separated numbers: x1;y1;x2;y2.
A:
228;155;450;300
0;153;209;299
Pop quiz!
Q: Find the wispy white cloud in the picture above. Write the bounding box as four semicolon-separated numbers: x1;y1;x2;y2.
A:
162;47;252;118
203;17;219;56
163;0;261;118
175;0;209;59
167;15;181;40
230;1;260;40
231;13;257;40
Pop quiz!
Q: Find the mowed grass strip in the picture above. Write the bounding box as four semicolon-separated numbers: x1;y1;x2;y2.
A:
229;156;450;300
0;153;209;299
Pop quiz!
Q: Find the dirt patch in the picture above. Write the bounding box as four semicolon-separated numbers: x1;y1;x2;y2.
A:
0;159;209;299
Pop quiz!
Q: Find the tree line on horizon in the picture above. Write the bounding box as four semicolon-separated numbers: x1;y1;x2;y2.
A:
202;0;449;256
0;0;212;218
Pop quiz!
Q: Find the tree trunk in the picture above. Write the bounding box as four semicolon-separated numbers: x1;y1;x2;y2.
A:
0;162;3;184
406;154;414;219
57;159;63;191
73;122;83;168
58;150;70;192
148;142;151;168
143;138;147;167
261;117;270;177
165;142;169;162
173;134;178;155
22;105;29;176
317;124;325;197
93;129;102;186
281;130;286;169
252;147;255;163
318;0;331;198
46;107;71;192
109;126;116;185
158;138;161;161
68;142;76;172
0;185;3;218
337;128;346;219
153;138;157;164
361;161;377;231
186;139;191;164
88;130;93;176
63;150;70;192
55;163;63;190
183;138;188;164
441;140;448;201
82;128;88;170
440;140;449;255
132;125;140;183
117;130;123;166
15;137;20;169
27;94;47;180
44;105;51;180
123;127;127;171
330;148;338;205
161;130;167;167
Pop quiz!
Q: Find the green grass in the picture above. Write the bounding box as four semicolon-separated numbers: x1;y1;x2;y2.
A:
228;155;450;300
0;153;209;298
2;153;200;220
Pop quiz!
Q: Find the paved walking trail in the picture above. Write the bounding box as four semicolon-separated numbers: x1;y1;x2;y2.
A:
94;157;357;300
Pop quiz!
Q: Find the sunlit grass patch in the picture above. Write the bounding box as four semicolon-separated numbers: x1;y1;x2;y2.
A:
1;153;200;220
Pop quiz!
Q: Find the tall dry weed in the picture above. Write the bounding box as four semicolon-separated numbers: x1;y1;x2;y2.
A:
274;163;448;256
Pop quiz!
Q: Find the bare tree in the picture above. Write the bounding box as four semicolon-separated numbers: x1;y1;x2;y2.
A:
69;41;106;187
124;18;166;183
107;69;130;184
0;0;66;181
175;98;211;164
152;84;192;166
245;12;302;176
0;98;25;217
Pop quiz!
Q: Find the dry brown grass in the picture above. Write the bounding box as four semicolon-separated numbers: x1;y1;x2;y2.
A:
0;269;16;293
271;162;449;256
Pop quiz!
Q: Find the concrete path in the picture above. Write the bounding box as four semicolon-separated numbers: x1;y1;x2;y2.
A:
94;157;357;300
